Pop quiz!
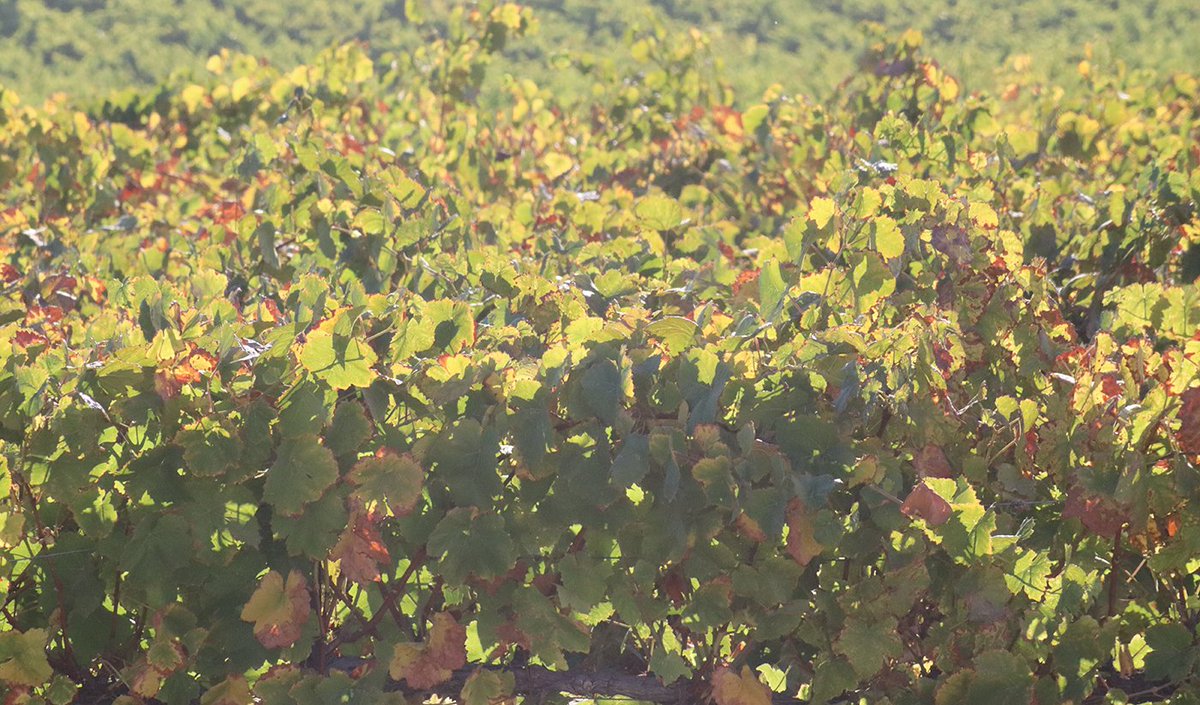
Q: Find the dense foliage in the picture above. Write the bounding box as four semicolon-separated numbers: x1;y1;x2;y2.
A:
2;4;1200;705
3;0;1200;103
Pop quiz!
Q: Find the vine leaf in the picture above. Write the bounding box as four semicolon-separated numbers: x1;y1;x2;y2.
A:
635;194;685;231
389;612;468;689
1062;486;1127;539
1176;387;1200;454
199;675;253;705
901;482;952;527
428;509;517;584
348;452;425;517
0;628;52;687
263;434;338;517
913;444;954;478
785;498;823;566
299;329;377;390
711;665;773;705
330;512;391;584
461;668;515;705
240;570;311;649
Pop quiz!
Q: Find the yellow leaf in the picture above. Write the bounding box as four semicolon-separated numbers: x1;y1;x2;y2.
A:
542;152;573;180
231;76;253;102
969;202;999;230
712;666;772;705
808;197;836;230
872;215;904;260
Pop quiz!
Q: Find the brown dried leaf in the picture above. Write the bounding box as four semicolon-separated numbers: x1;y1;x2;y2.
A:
901;482;952;527
913;444;954;478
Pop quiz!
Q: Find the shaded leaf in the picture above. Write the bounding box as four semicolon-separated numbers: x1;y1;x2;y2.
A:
240;570;311;649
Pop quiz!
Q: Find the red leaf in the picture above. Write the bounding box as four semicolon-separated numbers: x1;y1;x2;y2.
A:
1062;486;1127;540
1177;387;1200;454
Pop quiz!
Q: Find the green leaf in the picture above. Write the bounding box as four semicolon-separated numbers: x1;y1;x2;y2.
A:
646;316;698;355
1054;616;1105;700
176;419;242;478
836;616;901;678
808;197;836;230
425;300;476;353
758;260;786;316
542;152;573;180
461;669;514;705
635;195;685;232
512;589;590;668
611;434;651;487
327;401;373;460
353;209;386;235
1165;285;1200;338
332;157;364;198
278;379;336;437
649;644;691;685
557;554;612;612
1106;283;1167;334
580;359;622;425
263;435;338;517
349;453;424;517
965;650;1033;705
1143;623;1196;681
809;657;856;705
426;418;501;507
0;629;52;686
743;104;770;133
257;222;280;270
299;330;378;390
427;509;515;584
273;488;348;559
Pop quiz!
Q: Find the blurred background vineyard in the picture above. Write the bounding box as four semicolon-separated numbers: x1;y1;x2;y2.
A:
2;0;1199;105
